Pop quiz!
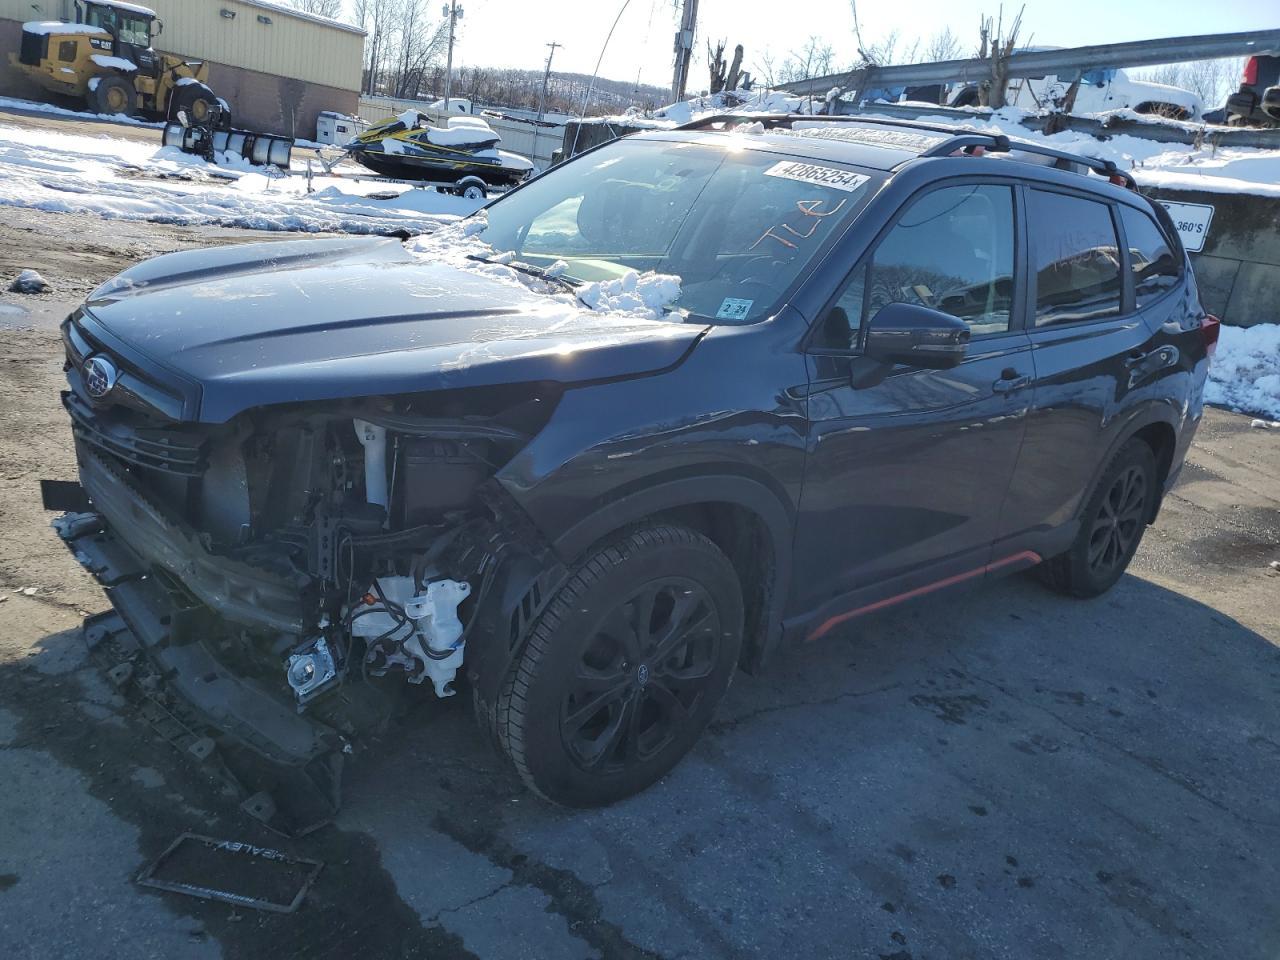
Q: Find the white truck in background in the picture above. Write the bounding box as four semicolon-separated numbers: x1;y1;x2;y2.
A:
948;51;1203;119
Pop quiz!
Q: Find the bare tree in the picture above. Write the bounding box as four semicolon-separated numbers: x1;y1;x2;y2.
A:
1137;58;1244;112
976;5;1025;108
926;27;961;63
289;0;343;18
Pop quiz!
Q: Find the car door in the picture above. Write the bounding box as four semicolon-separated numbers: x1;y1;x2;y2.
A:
791;180;1034;629
994;185;1169;551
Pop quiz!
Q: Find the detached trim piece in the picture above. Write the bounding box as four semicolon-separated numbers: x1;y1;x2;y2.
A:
807;550;1042;641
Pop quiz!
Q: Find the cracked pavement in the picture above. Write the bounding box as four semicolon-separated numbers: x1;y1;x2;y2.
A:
1;203;1278;959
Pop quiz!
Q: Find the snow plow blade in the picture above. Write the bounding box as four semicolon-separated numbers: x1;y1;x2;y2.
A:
52;509;343;837
162;122;295;168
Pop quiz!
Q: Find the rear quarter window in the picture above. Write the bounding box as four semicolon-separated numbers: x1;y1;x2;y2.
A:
1118;205;1181;308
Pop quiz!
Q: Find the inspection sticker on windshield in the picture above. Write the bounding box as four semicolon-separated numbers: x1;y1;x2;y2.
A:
763;161;869;193
716;297;754;320
1157;200;1215;253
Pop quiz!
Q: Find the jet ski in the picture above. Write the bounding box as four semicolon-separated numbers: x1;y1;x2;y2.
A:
345;110;534;197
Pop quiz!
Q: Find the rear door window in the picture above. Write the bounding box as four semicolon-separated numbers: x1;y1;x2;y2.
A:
1029;190;1122;326
1118;205;1181;307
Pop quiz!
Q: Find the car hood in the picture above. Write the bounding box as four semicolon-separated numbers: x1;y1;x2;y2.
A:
81;236;705;423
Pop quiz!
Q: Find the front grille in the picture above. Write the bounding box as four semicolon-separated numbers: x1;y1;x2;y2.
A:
64;391;206;476
19;30;48;67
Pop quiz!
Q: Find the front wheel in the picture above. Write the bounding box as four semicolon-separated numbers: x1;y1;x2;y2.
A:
1038;439;1157;598
90;74;136;116
496;524;743;806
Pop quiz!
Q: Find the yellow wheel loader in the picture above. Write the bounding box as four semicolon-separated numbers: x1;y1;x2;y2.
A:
11;0;227;126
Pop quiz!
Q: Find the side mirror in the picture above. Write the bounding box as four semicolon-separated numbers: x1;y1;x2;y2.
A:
863;302;970;370
152;18;164;37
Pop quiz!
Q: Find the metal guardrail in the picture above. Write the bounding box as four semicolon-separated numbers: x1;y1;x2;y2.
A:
828;100;1280;150
777;29;1280;97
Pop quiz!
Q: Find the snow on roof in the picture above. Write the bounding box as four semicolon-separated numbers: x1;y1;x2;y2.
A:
230;0;366;36
92;0;158;17
23;21;107;35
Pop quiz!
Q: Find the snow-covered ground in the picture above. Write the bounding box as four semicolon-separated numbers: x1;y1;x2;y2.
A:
0;114;483;234
1206;324;1280;421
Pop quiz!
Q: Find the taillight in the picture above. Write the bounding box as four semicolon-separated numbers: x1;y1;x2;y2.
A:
1244;57;1259;85
1201;315;1220;358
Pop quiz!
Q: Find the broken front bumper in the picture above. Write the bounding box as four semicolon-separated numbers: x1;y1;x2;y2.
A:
49;505;345;837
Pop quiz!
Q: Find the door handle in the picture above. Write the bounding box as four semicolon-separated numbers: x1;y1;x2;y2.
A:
1124;350;1150;368
993;369;1031;395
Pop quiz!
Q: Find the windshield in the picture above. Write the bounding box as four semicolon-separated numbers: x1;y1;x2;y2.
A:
480;138;874;322
85;3;151;46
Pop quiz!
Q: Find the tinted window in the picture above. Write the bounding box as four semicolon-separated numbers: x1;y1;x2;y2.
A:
817;184;1016;350
1030;190;1122;326
1119;205;1180;307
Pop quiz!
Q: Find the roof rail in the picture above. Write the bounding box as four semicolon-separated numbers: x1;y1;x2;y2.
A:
674;112;1138;189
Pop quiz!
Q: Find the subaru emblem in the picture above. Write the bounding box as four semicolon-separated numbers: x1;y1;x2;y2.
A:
83;355;119;400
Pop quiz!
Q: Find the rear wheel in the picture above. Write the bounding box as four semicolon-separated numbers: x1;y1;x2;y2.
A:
90;75;135;116
1038;439;1157;598
496;524;743;806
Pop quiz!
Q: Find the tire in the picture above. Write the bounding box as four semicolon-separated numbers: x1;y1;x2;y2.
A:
1038;439;1158;598
496;524;743;806
457;179;487;200
169;82;216;125
90;75;135;116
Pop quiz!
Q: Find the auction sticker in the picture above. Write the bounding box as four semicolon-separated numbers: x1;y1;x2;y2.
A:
764;160;870;193
716;297;754;320
1157;200;1215;253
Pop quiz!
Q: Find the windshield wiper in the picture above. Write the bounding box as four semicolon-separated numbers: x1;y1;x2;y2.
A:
466;254;581;294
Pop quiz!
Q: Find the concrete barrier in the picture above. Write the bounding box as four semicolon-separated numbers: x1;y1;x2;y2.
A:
1143;187;1280;327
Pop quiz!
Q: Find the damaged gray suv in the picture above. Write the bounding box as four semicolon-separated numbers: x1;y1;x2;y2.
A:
47;115;1213;832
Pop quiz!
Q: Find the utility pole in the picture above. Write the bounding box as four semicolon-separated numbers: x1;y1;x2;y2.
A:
670;0;699;103
533;41;561;170
536;41;561;122
442;1;464;111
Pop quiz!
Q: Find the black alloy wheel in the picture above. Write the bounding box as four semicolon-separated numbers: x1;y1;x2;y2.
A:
1087;464;1147;578
1038;438;1157;598
560;577;721;773
496;524;743;806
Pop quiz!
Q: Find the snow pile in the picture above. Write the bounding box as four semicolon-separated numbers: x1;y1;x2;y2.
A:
0;120;484;234
404;217;683;322
577;271;682;320
1205;324;1280;420
0;94;161;128
8;269;50;293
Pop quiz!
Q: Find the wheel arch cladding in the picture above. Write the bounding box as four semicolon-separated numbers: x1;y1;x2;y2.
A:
552;475;794;675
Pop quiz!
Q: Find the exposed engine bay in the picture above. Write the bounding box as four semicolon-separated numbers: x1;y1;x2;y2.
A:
85;379;557;706
54;365;563;831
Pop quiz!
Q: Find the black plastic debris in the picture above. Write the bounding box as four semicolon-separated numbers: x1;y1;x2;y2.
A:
136;833;323;913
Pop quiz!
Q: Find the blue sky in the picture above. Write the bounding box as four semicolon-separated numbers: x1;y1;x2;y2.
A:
440;0;1270;91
